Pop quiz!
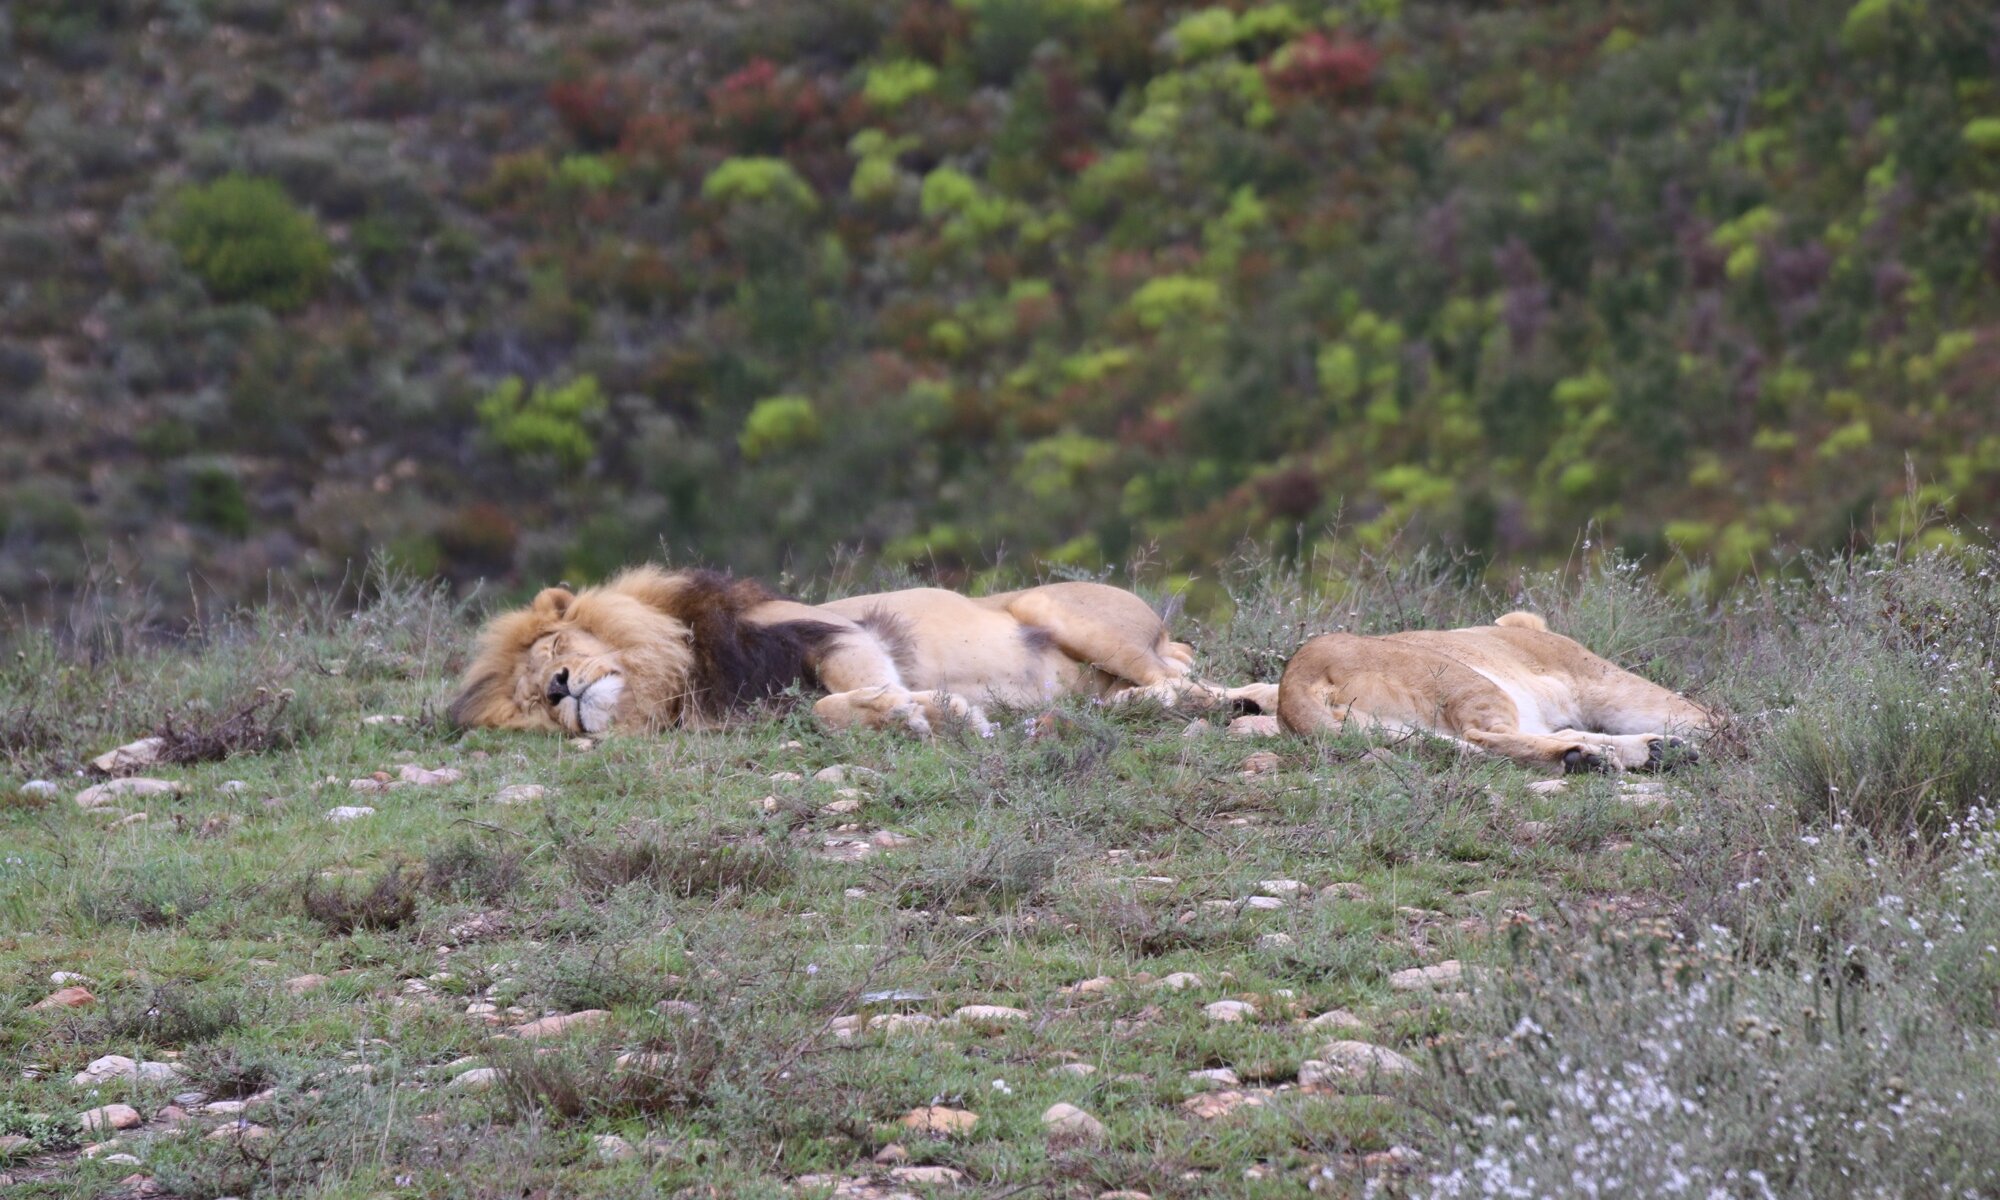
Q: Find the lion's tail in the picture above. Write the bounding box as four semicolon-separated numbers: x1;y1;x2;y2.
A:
1495;611;1549;632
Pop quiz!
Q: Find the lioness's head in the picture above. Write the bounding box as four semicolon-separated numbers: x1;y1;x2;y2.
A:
449;575;696;734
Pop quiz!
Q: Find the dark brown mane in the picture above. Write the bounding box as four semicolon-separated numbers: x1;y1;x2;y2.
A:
661;570;844;719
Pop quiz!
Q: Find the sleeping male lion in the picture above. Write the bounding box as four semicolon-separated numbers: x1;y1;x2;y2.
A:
450;566;1276;737
1276;612;1714;772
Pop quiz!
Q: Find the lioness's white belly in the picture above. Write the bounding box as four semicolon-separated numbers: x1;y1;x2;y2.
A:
1458;664;1579;734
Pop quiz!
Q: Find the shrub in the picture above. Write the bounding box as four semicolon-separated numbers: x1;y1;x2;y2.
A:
476;375;607;470
701;156;819;211
546;76;633;149
1128;274;1223;329
161;175;331;310
862;59;940;109
738;395;822;460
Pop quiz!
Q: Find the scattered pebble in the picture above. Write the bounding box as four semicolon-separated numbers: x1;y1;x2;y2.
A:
79;1104;142;1133
593;1134;636;1163
1049;1062;1097;1077
90;737;167;775
822;796;862;815
1526;778;1568;795
1238;751;1282;775
873;1142;908;1164
29;986;97;1010
1243;896;1285;911
71;1056;179;1087
1257;933;1295;950
504;1009;608;1040
900;1106;979;1136
493;785;544;805
205;1122;270;1143
1320;882;1373;901
361;714;407;726
282;974;331;995
49;970;88;986
1041;1103;1106;1140
1204;1000;1256;1023
1187;1067;1240;1089
1227;715;1281;738
1061;976;1117;995
769;771;805;783
1306;1009;1369;1034
1181;1090;1267;1120
398;765;463;786
952;1004;1029;1026
19;780;60;802
324;806;375;823
1388;961;1466;992
1155;972;1204;991
0;1134;37;1157
1305;1040;1420;1082
1257;879;1305;896
891;1166;966;1184
109;812;149;828
74;778;180;809
869;830;916;849
449;1067;503;1091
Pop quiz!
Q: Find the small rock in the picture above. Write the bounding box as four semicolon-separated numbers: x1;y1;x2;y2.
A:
1243;896;1285;911
205;1122;270;1143
324;805;375;823
398;765;462;786
891;1165;967;1184
75;778;180;809
201;1100;248;1116
30;986;97;1010
1041;1102;1105;1140
1099;1192;1153;1200
1049;1062;1097;1077
282;974;331;995
103;1153;144;1166
822;796;863;815
873;1142;909;1164
1187;1067;1240;1089
1181;1090;1266;1120
869;830;916;849
568;737;596;750
71;1055;137;1086
110;812;149;828
361;714;407;726
91;737;168;775
1204;1000;1256;1023
19;779;60;802
1238;751;1282;775
1155;972;1204;991
1526;778;1568;795
1181;718;1211;738
952;1004;1029;1026
1320;882;1373;901
218;780;248;793
1388;961;1465;992
1306;1041;1420;1083
900;1106;978;1136
0;1134;34;1158
826;1014;864;1040
654;999;703;1020
867;1013;937;1036
1061;976;1117;995
172;1091;210;1108
768;771;804;783
1227;715;1281;738
49;970;88;985
1306;1009;1369;1034
1257;933;1294;950
1257;879;1305;896
493;785;544;805
593;1134;636;1163
80;1104;142;1133
505;1009;608;1039
153;1105;190;1125
449;1067;502;1091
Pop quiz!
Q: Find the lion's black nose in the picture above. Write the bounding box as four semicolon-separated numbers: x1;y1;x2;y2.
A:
546;668;571;704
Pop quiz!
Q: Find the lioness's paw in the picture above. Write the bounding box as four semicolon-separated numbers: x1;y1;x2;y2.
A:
1562;747;1610;775
1642;735;1698;773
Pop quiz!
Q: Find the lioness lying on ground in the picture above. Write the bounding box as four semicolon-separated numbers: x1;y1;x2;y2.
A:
450;566;1277;736
1276;612;1714;772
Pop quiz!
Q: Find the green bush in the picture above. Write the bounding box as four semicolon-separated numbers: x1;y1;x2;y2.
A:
862;59;939;109
738;395;821;460
701;156;818;211
476;375;607;470
161;174;331;310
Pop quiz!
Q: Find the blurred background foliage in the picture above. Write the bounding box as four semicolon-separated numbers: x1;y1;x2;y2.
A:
2;0;1997;614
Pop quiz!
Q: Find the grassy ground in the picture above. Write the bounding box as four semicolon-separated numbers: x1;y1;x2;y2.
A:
4;552;1999;1199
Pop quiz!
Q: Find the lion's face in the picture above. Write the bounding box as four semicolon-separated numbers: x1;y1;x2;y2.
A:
452;584;692;735
514;627;628;734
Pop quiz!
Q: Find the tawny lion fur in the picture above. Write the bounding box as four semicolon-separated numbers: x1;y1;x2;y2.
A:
450;566;1277;737
1276;611;1715;772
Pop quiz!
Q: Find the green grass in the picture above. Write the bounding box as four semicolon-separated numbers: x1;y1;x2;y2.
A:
4;550;2000;1196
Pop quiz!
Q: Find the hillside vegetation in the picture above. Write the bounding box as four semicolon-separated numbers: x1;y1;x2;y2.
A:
4;0;1999;608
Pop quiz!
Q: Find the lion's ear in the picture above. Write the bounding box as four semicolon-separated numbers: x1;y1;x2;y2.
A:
532;587;576;620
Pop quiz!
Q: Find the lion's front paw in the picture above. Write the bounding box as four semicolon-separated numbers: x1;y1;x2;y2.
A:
1562;747;1611;775
1641;735;1698;773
